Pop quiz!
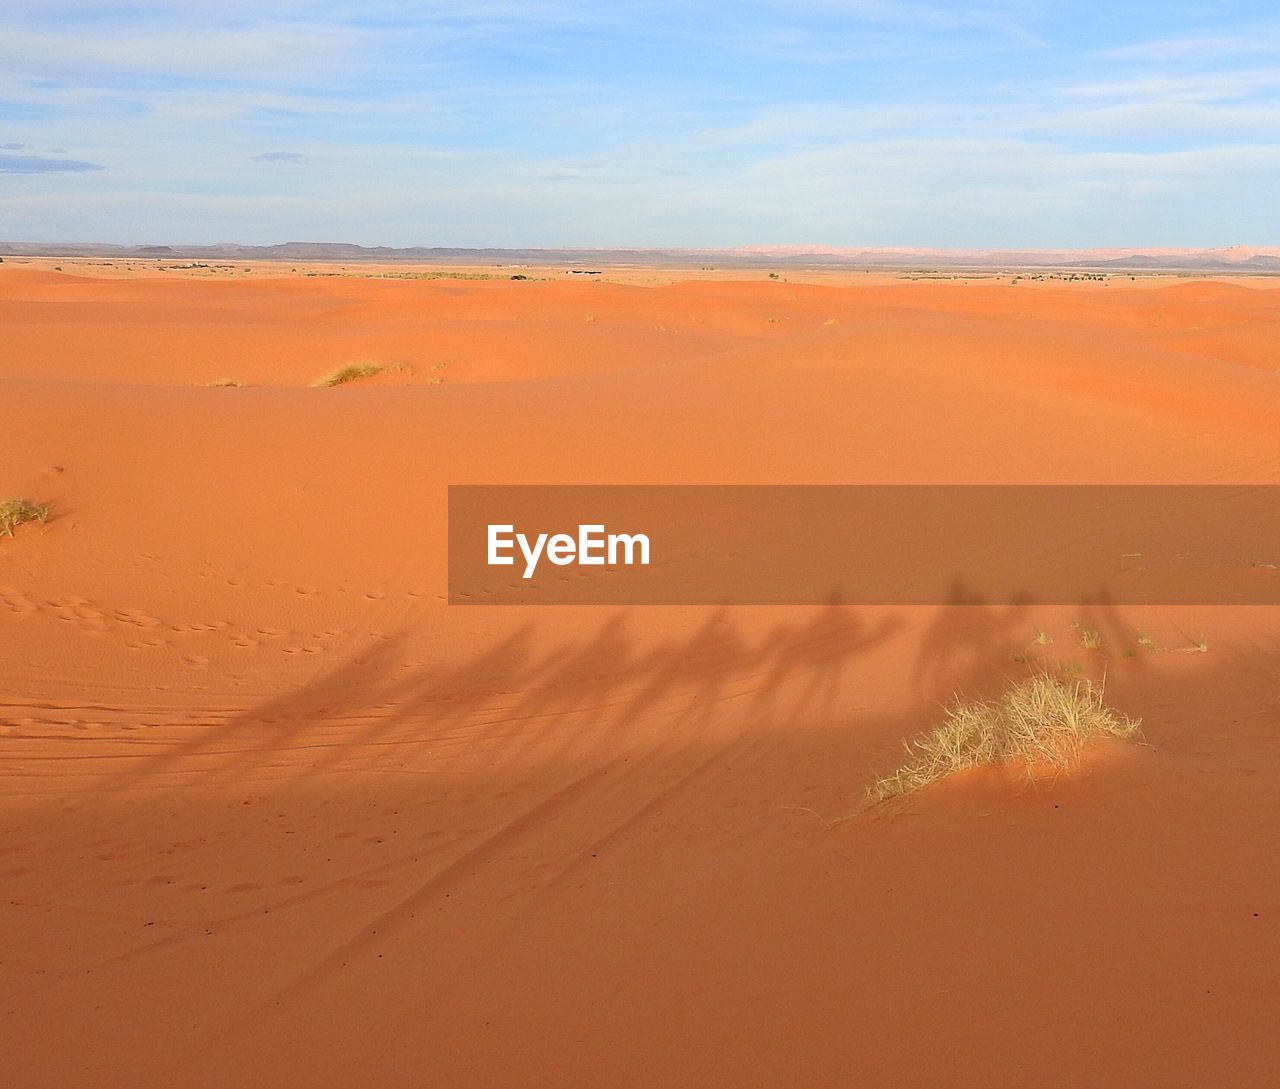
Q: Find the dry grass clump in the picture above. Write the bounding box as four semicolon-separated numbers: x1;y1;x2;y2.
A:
1;499;51;537
868;674;1140;804
205;378;244;387
1073;622;1103;649
312;362;394;387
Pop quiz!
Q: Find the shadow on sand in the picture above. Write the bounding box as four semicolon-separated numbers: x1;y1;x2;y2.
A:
91;578;1181;801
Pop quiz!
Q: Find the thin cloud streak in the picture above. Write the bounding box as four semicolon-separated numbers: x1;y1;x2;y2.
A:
0;152;103;173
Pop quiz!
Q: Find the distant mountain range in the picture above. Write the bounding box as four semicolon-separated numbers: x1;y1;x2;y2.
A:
3;241;1279;272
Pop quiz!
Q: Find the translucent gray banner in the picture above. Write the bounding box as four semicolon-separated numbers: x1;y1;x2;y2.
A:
449;485;1280;605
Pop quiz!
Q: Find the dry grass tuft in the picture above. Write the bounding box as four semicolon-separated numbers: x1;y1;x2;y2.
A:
1;499;51;537
312;362;397;387
205;378;244;387
867;673;1140;804
1177;634;1209;654
1075;624;1103;649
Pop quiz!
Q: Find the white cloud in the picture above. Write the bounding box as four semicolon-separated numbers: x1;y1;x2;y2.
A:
1065;68;1280;104
1104;29;1280;64
0;24;366;84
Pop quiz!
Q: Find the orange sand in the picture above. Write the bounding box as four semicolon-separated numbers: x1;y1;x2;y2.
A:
3;261;1280;1087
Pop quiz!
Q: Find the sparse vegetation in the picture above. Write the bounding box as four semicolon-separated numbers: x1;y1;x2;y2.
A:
867;673;1140;804
312;362;397;387
206;378;244;387
1;499;51;537
1078;627;1103;649
1031;629;1054;645
1132;631;1208;654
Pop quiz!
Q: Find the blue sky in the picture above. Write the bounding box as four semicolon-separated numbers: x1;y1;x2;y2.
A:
1;1;1277;247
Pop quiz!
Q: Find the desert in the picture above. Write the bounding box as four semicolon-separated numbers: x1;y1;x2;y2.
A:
3;257;1280;1086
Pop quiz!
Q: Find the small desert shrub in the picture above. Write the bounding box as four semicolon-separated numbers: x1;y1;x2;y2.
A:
867;674;1140;804
1073;623;1102;649
312;362;393;387
1;499;51;537
206;378;243;387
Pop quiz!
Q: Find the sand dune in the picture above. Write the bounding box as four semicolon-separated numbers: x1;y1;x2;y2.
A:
3;262;1279;1087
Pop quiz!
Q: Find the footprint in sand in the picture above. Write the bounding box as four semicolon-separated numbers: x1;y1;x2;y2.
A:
182;655;210;669
296;585;319;596
230;634;260;648
126;637;167;650
114;608;161;628
1;589;38;615
48;595;91;608
257;626;286;638
52;601;107;628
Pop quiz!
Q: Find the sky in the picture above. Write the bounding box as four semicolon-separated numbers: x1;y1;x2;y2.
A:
1;1;1278;248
